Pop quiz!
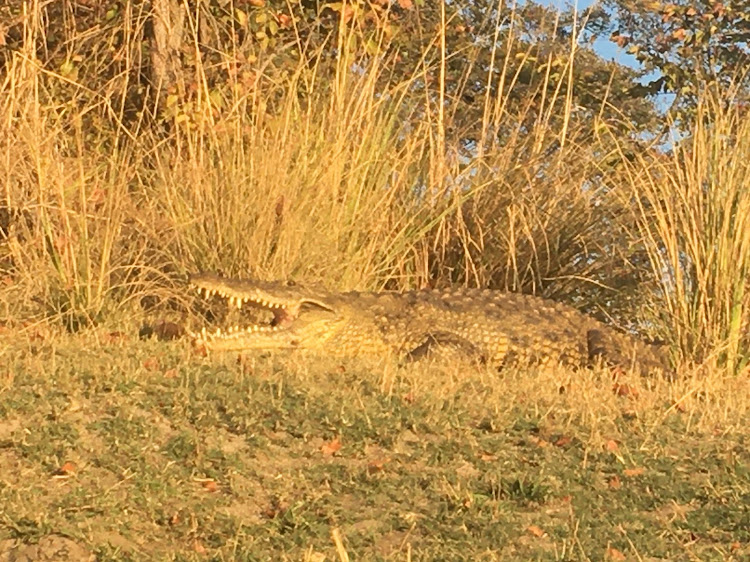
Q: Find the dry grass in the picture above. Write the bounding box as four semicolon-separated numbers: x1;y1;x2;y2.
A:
0;329;748;559
609;87;750;374
2;0;650;328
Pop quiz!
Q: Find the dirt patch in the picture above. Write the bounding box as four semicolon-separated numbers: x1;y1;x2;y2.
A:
0;535;94;562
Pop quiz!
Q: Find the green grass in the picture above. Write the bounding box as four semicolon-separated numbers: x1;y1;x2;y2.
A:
0;330;747;560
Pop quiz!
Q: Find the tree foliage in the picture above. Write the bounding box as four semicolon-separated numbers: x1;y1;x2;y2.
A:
607;0;750;121
0;0;662;139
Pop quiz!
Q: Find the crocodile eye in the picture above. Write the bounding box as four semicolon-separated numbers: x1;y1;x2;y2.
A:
285;280;296;287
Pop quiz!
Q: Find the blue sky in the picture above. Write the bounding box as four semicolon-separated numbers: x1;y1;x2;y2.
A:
540;0;641;68
540;0;675;112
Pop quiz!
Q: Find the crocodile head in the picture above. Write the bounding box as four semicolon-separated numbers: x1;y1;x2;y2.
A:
188;273;344;351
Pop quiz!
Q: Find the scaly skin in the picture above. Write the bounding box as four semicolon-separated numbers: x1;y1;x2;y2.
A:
188;273;670;373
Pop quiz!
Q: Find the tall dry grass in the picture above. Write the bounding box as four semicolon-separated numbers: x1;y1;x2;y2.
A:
4;0;746;380
1;2;628;328
142;44;441;288
1;45;148;329
611;88;750;374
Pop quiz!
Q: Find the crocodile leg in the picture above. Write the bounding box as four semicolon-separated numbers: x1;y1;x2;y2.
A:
402;332;489;365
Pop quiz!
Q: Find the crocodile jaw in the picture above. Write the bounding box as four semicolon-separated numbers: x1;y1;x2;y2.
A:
189;309;342;351
189;325;297;351
189;273;340;352
188;273;332;314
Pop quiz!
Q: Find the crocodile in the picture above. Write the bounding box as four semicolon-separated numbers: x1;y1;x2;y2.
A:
188;273;671;373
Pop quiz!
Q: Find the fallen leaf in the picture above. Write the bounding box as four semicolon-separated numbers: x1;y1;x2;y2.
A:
608;475;622;489
143;357;160;371
554;435;573;447
606;546;626;560
613;383;639;398
164;368;178;379
367;458;388;474
528;435;549;448
193;540;206;554
526;524;546;537
605;440;619;452
53;461;77;478
262;497;287;519
194;477;219;493
623;467;645;477
321;437;342;456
